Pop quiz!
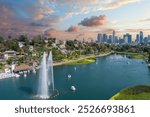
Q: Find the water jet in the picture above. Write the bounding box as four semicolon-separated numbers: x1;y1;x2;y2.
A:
37;52;54;99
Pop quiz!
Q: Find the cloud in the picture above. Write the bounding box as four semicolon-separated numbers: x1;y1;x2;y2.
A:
0;0;143;37
79;15;107;27
67;26;80;32
39;0;141;20
33;7;54;20
0;0;63;36
139;18;150;22
45;28;97;41
30;22;46;27
101;0;141;10
0;3;15;20
61;0;142;19
124;28;150;32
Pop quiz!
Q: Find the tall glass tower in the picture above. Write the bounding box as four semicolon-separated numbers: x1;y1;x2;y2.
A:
112;30;115;44
140;31;143;43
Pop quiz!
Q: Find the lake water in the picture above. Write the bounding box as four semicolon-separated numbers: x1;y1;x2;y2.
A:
0;54;150;100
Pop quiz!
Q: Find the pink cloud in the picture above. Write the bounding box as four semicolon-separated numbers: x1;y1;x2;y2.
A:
45;28;97;41
67;26;80;32
79;15;107;27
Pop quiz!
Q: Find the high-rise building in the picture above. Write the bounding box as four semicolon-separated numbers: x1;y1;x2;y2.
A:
124;36;128;44
136;34;140;43
112;30;115;43
108;35;112;43
148;35;150;40
115;36;119;43
96;33;108;43
128;34;132;43
97;34;103;43
103;34;108;43
140;31;143;43
123;33;132;44
148;35;150;43
143;37;148;44
119;37;124;44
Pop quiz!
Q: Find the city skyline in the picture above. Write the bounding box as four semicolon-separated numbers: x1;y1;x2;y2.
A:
0;0;150;40
96;30;150;44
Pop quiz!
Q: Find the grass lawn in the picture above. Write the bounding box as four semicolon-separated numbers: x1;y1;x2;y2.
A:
65;58;96;65
0;63;4;70
117;52;148;60
110;85;150;100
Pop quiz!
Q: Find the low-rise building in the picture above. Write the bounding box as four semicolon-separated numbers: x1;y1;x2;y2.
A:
13;64;31;73
3;51;16;60
29;46;34;51
0;53;4;62
18;42;25;48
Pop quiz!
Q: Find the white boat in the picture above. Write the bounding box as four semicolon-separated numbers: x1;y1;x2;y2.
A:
24;71;27;74
33;69;36;74
68;74;71;79
15;74;20;78
24;74;27;77
19;71;23;74
148;64;150;68
70;86;76;91
74;67;77;70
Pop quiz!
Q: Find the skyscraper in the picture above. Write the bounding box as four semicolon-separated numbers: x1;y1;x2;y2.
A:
115;36;119;43
140;31;143;43
97;34;103;43
108;35;113;43
112;30;115;44
103;34;108;43
136;34;140;43
123;33;132;44
148;35;150;43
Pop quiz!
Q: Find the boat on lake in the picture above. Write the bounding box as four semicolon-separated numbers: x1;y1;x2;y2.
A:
70;86;76;91
68;74;71;79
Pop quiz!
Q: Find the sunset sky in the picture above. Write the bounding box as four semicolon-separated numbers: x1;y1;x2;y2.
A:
0;0;150;40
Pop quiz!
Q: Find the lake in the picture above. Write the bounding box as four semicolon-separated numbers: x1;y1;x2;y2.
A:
0;54;150;100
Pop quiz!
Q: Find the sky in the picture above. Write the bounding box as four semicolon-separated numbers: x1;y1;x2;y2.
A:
0;0;150;40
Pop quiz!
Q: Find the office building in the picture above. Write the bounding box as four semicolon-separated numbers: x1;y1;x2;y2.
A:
140;31;143;43
97;34;103;43
112;30;115;44
123;33;132;44
136;34;140;43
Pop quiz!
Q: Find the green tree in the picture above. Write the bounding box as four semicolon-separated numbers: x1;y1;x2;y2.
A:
6;57;13;65
0;36;4;43
148;53;150;63
0;63;4;70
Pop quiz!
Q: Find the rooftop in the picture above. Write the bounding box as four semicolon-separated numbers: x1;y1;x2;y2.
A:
14;64;31;72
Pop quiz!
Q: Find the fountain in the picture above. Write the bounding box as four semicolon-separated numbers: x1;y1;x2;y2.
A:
47;51;54;92
37;52;54;99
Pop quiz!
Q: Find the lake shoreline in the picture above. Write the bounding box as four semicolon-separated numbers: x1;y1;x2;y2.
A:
116;52;148;60
53;52;112;66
